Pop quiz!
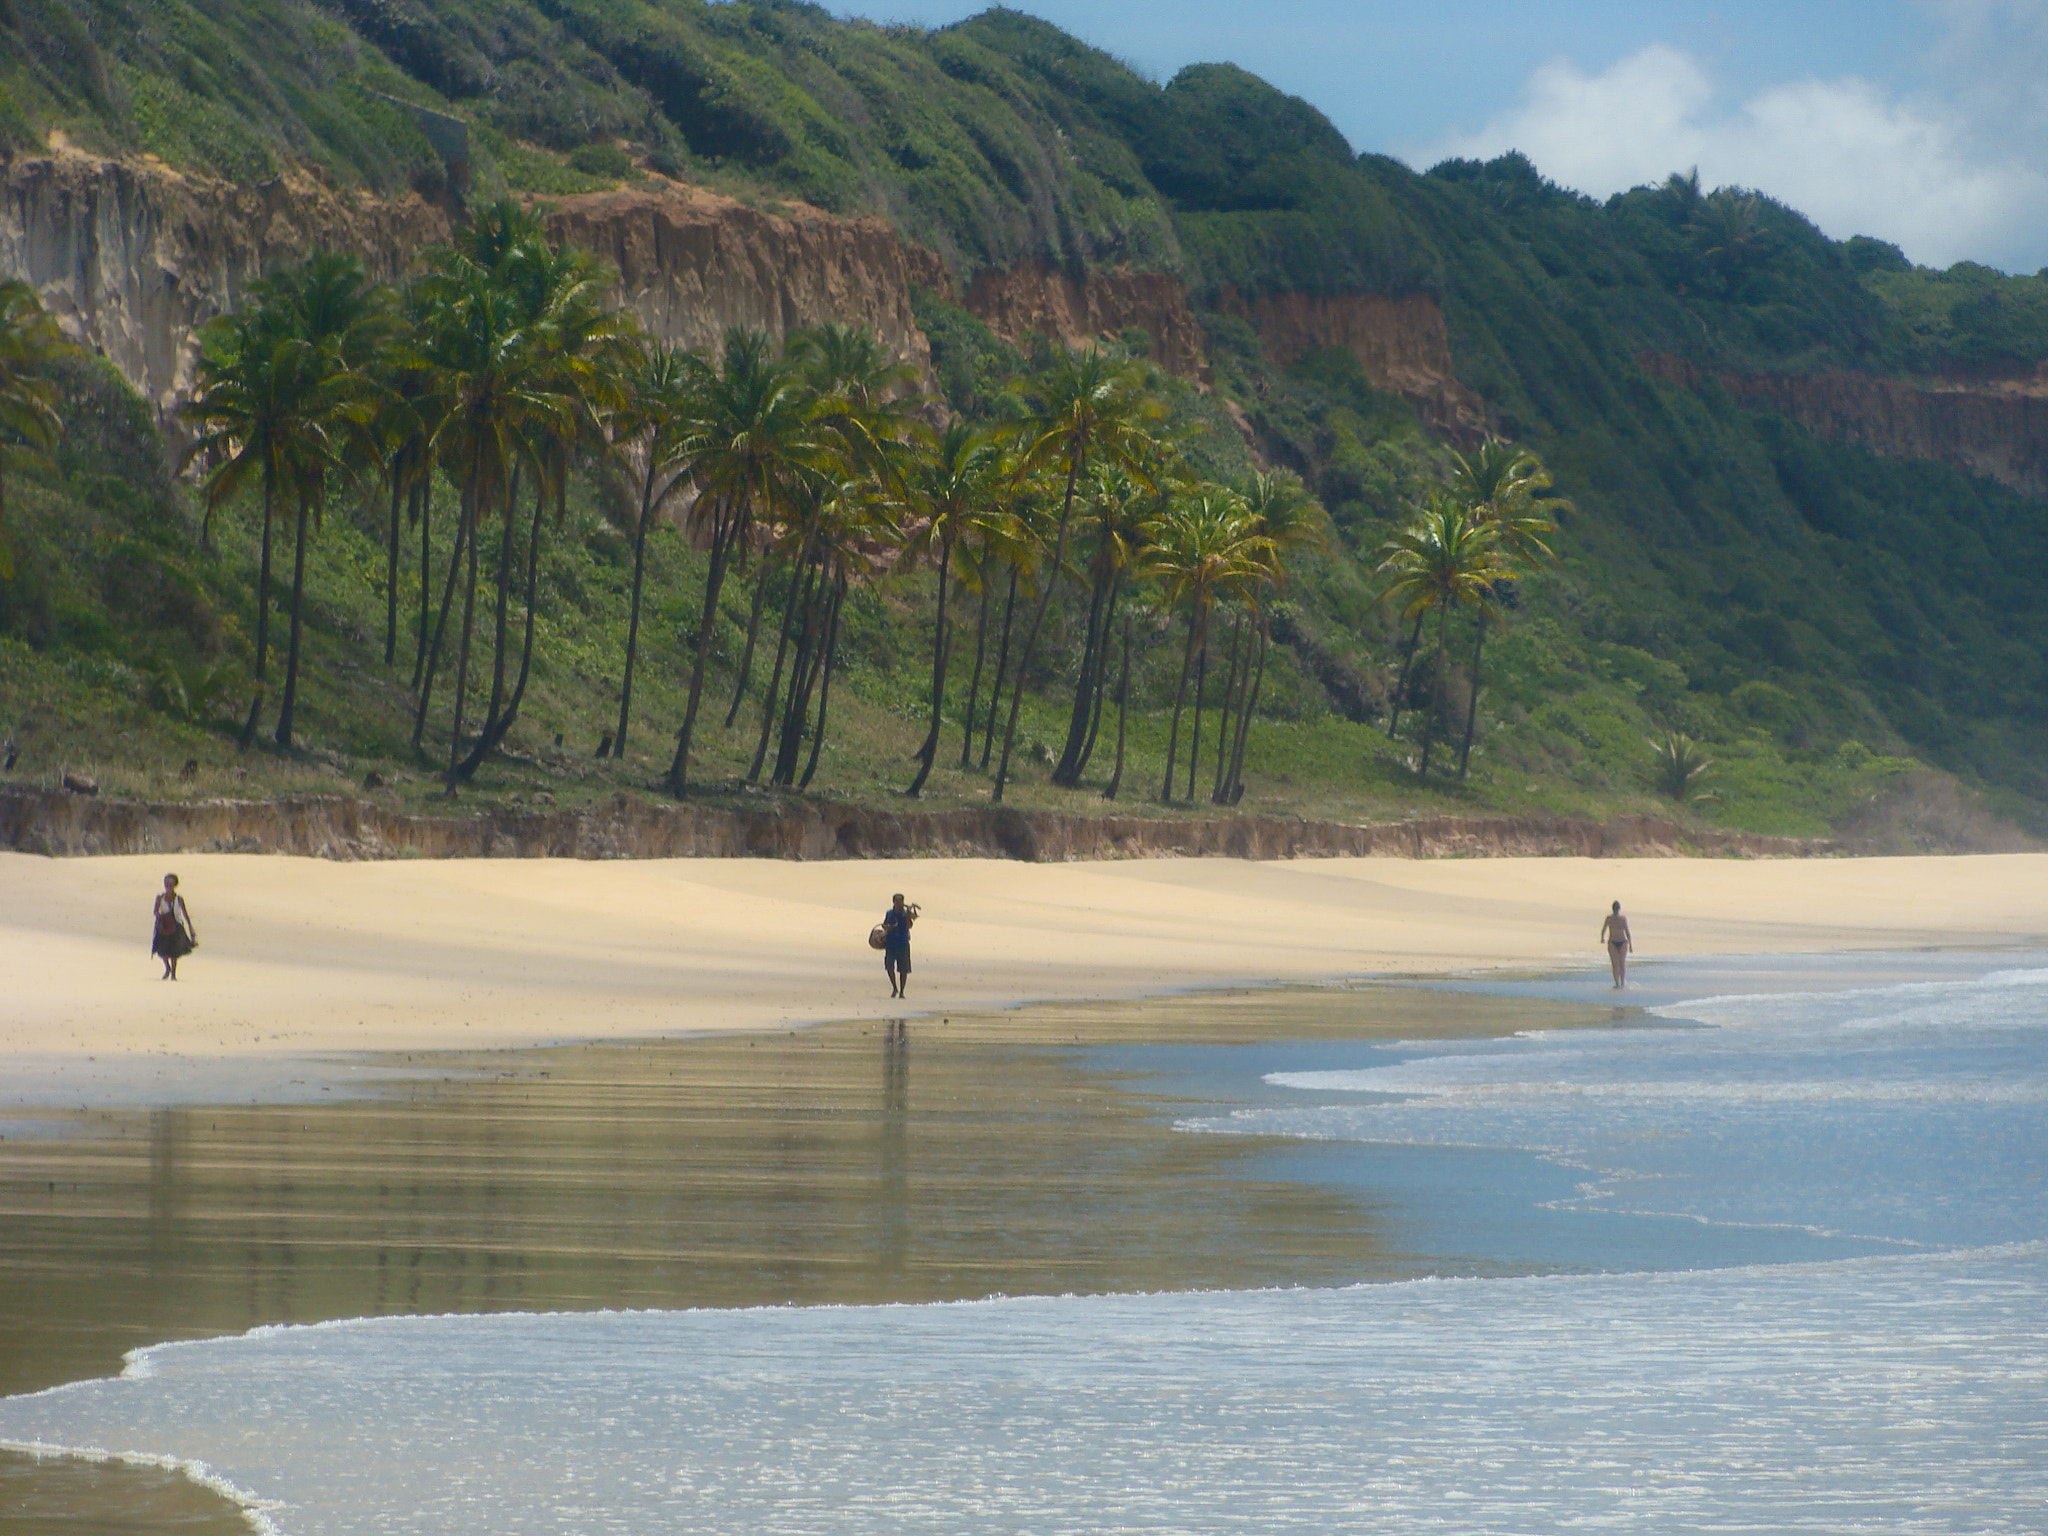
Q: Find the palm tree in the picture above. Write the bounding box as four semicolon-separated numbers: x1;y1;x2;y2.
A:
0;279;73;582
773;473;892;788
405;213;585;792
1375;493;1509;778
455;221;637;780
966;465;1051;773
257;253;389;750
611;341;707;758
1143;487;1273;802
186;286;366;750
1445;440;1564;779
665;329;819;797
901;420;1004;795
721;324;917;728
1648;732;1719;803
994;347;1162;802
1051;454;1165;788
1214;470;1327;804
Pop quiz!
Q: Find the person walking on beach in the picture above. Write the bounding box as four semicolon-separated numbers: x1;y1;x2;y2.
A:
151;872;197;980
881;893;917;999
1600;900;1632;989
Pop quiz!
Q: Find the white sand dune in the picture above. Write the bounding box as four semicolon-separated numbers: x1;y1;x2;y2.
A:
4;850;2044;1069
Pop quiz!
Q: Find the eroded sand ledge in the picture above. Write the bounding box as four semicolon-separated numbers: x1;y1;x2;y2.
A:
0;786;1822;861
5;850;2044;1068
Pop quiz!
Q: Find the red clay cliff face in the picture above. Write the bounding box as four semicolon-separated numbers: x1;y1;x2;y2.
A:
1217;287;1485;439
962;260;1211;383
1642;353;2048;498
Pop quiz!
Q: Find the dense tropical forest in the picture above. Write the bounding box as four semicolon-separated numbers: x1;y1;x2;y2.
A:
2;0;2046;842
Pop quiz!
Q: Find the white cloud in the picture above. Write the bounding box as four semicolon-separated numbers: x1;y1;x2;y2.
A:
1425;39;2048;272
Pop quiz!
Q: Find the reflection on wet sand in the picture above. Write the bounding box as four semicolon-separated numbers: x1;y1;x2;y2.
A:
0;985;1601;1533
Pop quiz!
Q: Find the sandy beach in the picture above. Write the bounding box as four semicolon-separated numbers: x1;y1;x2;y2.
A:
3;849;2045;1532
5;850;2046;1071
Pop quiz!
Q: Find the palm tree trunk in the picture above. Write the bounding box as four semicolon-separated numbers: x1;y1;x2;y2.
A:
1052;559;1112;787
798;564;848;790
1386;608;1428;739
1103;612;1133;801
906;529;955;795
749;549;813;782
772;569;826;788
1160;608;1201;803
995;458;1083;803
411;498;467;753
474;471;520;750
457;470;551;780
959;566;992;770
1226;619;1267;804
1418;601;1448;779
444;502;482;796
1211;614;1244;803
272;490;313;748
723;554;770;729
667;501;741;797
613;458;661;757
1076;578;1119;780
384;460;404;668
411;479;432;692
980;566;1019;771
238;474;278;751
1457;607;1490;780
1185;629;1210;803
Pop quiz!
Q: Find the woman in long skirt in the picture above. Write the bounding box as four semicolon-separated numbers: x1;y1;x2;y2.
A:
151;872;197;980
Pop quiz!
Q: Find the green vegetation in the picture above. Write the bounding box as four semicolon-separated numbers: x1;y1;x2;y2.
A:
1;1;2043;844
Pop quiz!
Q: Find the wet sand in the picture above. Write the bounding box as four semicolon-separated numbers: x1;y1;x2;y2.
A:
0;986;1607;1399
0;983;1608;1533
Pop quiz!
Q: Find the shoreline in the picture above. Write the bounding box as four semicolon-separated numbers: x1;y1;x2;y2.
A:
6;849;2046;1086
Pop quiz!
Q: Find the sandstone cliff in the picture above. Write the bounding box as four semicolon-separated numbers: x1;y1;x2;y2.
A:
0;144;452;420
0;785;1824;862
1642;353;2048;498
1216;287;1486;440
963;260;1211;383
543;183;948;374
1;146;962;423
2;146;1501;461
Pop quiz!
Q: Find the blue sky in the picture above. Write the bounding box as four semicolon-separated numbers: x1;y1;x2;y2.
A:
841;1;2048;273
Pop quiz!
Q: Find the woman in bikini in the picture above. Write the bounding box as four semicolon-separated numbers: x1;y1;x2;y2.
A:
1599;900;1632;989
151;872;197;980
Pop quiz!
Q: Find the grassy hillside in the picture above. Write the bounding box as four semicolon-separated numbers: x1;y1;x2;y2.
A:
2;1;2044;843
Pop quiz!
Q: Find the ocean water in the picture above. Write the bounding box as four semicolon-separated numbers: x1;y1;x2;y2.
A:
3;956;2045;1534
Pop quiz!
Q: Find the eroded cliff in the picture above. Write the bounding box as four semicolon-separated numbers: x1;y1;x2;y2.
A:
543;183;948;374
1217;287;1485;439
2;148;961;423
3;146;1501;460
1642;353;2048;498
0;144;451;419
